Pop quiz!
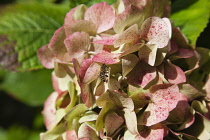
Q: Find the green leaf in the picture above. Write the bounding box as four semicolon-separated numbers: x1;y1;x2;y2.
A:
0;4;69;71
0;69;53;106
171;0;210;47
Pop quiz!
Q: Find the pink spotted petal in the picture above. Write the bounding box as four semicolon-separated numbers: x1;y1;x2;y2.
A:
92;35;118;45
78;123;99;139
114;24;139;47
37;44;54;69
138;103;169;126
137;123;166;140
164;61;186;84
149;84;181;112
114;5;144;33
48;27;70;62
79;58;93;82
141;17;171;48
80;83;94;108
64;6;78;24
83;62;101;84
42;92;58;130
127;61;157;88
92;51;120;64
64;32;90;61
84;2;115;33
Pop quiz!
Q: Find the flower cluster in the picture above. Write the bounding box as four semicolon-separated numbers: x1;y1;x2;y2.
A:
38;0;210;139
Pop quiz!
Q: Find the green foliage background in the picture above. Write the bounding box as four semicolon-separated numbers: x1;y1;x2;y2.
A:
0;0;209;139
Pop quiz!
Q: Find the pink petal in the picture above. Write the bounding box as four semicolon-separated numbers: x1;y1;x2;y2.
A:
84;2;115;33
83;62;101;84
137;123;165;140
42;92;58;130
138;103;169;126
92;35;118;45
64;32;90;60
114;24;139;47
149;84;181;111
64;7;77;24
174;48;195;58
66;130;78;140
92;51;120;64
122;0;146;8
78;123;99;139
37;44;54;69
164;61;186;84
64;20;97;37
48;27;70;61
114;5;144;33
79;58;93;82
80;83;94;108
127;61;157;88
52;72;63;94
140;17;171;48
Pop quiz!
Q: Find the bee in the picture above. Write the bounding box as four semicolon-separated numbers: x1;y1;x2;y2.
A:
100;64;110;83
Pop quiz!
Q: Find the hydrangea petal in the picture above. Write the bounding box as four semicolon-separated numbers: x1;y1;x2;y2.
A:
124;108;139;135
150;84;181;111
65;130;78;140
92;51;120;64
138;103;169;126
84;2;115;33
37;44;54;69
92;35;118;45
140;17;171;48
114;5;144;34
105;111;124;136
48;27;70;61
136;123;165;140
114;24;139;47
78;123;99;139
122;0;146;8
42;92;58;130
64;32;90;60
122;54;139;78
127;61;157;88
164;61;186;84
64;20;97;37
83;62;101;84
138;44;158;66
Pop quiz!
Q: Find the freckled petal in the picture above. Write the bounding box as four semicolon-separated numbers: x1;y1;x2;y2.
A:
149;84;181;111
83;62;101;84
138;44;158;66
138;103;169;126
37;44;54;69
64;32;90;60
137;123;165;140
114;24;139;47
48;27;70;61
84;2;115;33
114;5;144;34
65;130;78;140
164;61;186;84
79;58;93;82
127;61;157;88
122;0;146;8
92;35;118;45
93;51;121;64
141;17;171;48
